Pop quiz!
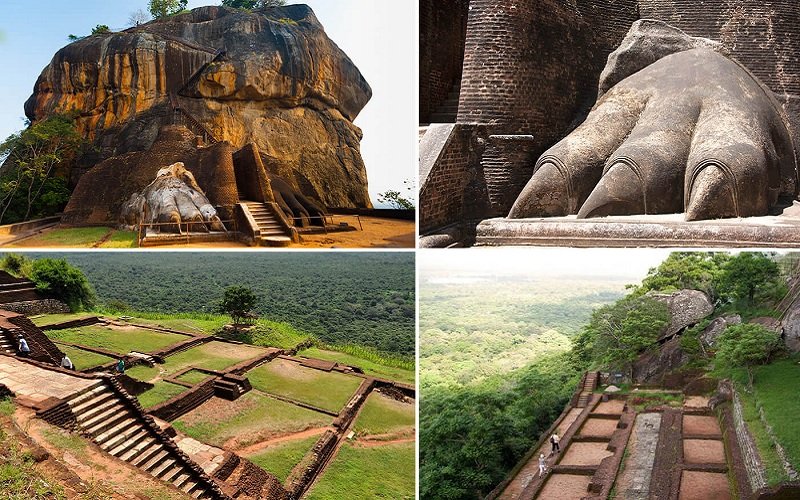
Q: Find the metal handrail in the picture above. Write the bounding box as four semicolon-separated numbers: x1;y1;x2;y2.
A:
137;218;236;246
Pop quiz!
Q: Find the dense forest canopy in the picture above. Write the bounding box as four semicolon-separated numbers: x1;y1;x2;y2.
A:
19;252;415;356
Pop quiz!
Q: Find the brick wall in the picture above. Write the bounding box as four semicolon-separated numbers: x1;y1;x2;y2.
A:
732;388;768;492
148;378;215;422
419;0;469;123
1;299;70;315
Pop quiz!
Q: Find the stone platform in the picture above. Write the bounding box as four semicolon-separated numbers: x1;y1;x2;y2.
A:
0;355;97;404
475;205;800;247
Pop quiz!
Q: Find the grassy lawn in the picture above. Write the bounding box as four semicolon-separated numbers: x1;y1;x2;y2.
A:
126;341;265;383
111;314;227;336
57;345;113;370
10;227;112;247
248;435;320;482
176;370;213;385
247;359;363;413
45;325;185;355
299;347;415;385
30;313;95;327
735;384;789;485
173;392;330;448
97;230;137;248
748;358;800;476
137;381;187;409
305;442;415;500
354;392;415;437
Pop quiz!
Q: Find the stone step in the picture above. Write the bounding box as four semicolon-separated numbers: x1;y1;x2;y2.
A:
121;438;159;463
142;449;170;472
191;488;206;499
131;442;164;468
98;420;142;451
109;428;151;457
150;458;176;478
260;229;287;237
174;473;190;489
81;404;127;434
161;464;184;483
181;479;197;493
67;384;109;408
74;394;118;422
93;416;137;444
261;236;292;247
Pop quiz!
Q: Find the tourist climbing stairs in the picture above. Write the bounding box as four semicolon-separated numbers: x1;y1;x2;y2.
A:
65;381;217;498
241;201;292;247
429;83;461;123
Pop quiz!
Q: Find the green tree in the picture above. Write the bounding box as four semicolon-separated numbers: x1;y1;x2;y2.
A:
91;25;111;35
633;252;730;302
580;295;670;379
719;252;783;306
0;115;82;223
0;253;32;276
148;0;188;18
221;0;286;8
715;323;781;386
27;258;95;311
218;285;258;325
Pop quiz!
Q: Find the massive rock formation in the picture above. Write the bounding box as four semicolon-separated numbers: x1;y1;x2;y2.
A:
649;289;714;341
25;5;372;210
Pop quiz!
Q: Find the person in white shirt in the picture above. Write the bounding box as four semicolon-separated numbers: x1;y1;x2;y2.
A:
538;453;547;477
550;432;560;454
61;355;74;370
17;335;30;357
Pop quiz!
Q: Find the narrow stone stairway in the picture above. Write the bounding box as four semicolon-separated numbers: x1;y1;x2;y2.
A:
0;328;15;353
66;382;216;499
242;201;292;247
576;372;598;408
430;83;461;123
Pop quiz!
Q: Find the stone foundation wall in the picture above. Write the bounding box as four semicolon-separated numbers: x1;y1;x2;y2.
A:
481;135;537;217
148;378;216;422
732;388;768;492
1;299;70;316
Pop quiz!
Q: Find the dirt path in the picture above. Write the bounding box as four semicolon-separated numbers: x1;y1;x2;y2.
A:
236;427;334;455
354;437;415;447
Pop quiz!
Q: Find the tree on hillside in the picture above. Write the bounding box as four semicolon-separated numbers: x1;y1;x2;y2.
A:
27;258;95;311
579;295;670;379
91;25;111;35
148;0;188;19
718;252;784;306
633;252;730;302
218;285;258;325
0;253;32;277
0;115;82;224
129;9;151;27
221;0;286;8
715;323;781;386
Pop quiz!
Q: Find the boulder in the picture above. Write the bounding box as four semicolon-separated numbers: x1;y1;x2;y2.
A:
649;289;714;341
783;305;800;353
632;337;687;385
699;314;741;349
24;5;372;209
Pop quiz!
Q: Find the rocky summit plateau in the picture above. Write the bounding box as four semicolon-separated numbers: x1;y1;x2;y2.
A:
24;4;373;229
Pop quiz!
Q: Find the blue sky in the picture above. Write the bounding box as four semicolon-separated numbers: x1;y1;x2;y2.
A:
0;0;416;204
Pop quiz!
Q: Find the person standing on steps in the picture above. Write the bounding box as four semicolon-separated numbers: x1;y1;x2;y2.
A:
116;358;125;374
17;335;30;358
61;354;74;370
538;453;547;477
550;432;560;454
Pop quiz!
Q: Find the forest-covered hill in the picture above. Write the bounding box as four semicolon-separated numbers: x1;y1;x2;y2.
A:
23;252;415;356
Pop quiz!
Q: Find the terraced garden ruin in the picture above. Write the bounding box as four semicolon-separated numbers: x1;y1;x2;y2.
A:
0;311;416;499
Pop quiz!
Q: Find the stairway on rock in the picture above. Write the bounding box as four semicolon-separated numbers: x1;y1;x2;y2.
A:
0;329;15;354
429;83;461;123
66;382;215;499
242;201;292;247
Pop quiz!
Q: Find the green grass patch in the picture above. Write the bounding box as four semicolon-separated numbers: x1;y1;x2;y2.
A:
57;345;113;370
30;313;94;327
300;347;415;384
45;325;185;355
137;381;187;409
0;397;14;416
126;341;264;383
125;363;160;382
628;391;684;412
91;309;228;335
41;429;87;459
97;230;137;248
176;370;213;385
173;391;329;448
306;442;415;500
354;392;414;437
248;435;320;482
11;227;111;247
248;359;363;413
0;428;66;499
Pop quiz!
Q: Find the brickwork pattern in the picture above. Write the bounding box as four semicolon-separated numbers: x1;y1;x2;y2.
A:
419;0;469;123
481;135;537;216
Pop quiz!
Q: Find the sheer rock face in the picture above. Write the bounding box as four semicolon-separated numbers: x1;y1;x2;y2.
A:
24;5;372;208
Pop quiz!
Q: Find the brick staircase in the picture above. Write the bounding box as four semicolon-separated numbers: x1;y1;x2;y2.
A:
241;201;292;246
429;83;460;123
0;313;64;365
577;371;599;408
0;329;14;354
66;382;217;498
